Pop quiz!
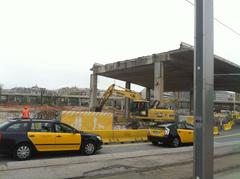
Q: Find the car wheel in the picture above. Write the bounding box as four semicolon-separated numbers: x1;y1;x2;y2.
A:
152;141;158;145
13;143;32;160
82;141;96;155
171;137;180;147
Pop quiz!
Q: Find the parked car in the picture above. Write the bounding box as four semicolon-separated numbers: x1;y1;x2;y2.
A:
0;118;103;160
147;121;194;147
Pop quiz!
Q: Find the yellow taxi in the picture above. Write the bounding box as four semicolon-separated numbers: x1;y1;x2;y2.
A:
147;121;194;147
0;119;103;160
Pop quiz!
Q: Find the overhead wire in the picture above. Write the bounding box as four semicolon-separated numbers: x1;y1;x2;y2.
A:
184;0;240;38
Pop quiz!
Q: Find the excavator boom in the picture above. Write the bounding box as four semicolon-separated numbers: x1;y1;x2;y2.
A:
95;84;146;112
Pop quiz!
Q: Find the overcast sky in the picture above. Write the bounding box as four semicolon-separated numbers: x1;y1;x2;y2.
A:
0;0;240;91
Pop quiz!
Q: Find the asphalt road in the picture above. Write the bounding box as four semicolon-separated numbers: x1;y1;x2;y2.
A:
0;126;240;164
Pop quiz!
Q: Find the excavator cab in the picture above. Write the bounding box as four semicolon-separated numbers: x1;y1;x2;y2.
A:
130;101;149;117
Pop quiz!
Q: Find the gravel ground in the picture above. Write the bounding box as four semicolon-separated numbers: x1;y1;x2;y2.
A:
0;112;20;123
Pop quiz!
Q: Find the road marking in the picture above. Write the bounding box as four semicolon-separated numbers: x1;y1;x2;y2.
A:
215;133;240;139
104;142;150;148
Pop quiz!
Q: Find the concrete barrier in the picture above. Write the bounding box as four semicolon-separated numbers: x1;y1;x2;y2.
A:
223;122;232;131
85;129;148;143
229;121;234;128
61;111;113;130
213;126;219;135
86;126;220;144
84;130;114;143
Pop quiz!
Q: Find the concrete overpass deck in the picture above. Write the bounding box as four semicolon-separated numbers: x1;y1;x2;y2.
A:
92;42;240;92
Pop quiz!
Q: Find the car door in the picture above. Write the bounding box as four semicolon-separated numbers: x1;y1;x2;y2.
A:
28;122;55;151
184;123;194;143
54;123;81;151
177;122;194;143
1;121;29;151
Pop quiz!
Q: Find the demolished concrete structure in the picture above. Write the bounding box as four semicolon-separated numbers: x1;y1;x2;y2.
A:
90;42;240;115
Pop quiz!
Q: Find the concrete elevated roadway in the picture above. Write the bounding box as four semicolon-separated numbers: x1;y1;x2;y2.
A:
89;42;240;114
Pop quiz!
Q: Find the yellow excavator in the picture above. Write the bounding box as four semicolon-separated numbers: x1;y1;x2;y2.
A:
95;84;176;124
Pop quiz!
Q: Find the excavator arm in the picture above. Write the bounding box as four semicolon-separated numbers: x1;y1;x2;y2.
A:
95;84;115;112
95;84;146;112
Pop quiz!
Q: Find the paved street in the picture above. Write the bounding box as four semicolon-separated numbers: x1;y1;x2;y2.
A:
0;125;240;165
0;141;239;179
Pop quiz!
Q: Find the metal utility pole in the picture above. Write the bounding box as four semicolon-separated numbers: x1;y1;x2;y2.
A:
194;0;214;179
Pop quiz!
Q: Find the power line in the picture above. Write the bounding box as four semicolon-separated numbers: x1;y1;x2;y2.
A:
184;0;240;38
214;18;240;37
184;0;193;5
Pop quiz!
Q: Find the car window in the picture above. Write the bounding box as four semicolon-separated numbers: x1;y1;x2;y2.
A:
5;122;28;132
55;123;74;133
177;123;186;129
185;123;194;130
0;121;10;129
31;122;53;132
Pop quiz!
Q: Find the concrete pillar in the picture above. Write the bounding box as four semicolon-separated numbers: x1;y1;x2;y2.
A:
27;96;30;104
124;82;131;120
78;98;81;106
111;100;115;107
7;95;10;103
121;99;124;111
89;73;98;111
67;98;70;106
154;61;164;102
146;87;151;101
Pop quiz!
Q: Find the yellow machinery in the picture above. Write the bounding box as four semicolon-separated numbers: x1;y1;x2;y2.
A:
95;84;176;123
232;112;240;120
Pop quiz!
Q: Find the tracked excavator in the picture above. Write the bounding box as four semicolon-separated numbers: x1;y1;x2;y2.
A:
94;84;177;127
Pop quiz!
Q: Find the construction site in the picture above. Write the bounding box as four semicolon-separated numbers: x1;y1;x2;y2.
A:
1;43;240;134
1;42;240;179
2;0;240;178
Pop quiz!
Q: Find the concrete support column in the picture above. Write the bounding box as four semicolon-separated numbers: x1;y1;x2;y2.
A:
124;82;131;120
121;99;124;111
78;98;81;106
154;61;164;102
146;87;151;101
27;96;30;104
67;98;70;106
89;73;98;111
111;100;115;107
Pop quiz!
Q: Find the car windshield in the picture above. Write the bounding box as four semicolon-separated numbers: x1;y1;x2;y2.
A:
0;121;10;129
150;123;173;129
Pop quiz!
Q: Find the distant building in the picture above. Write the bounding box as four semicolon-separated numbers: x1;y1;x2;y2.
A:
0;86;239;112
